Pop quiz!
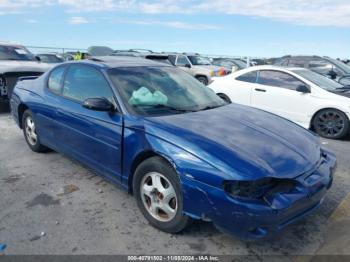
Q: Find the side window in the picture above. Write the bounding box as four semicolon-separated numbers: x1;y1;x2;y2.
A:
258;70;306;91
168;55;176;65
236;71;257;83
62;65;114;103
176;55;190;66
48;66;66;93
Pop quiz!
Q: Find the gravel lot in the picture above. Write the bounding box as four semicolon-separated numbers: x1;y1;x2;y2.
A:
0;112;349;256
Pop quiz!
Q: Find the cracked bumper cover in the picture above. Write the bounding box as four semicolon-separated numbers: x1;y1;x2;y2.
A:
181;150;336;239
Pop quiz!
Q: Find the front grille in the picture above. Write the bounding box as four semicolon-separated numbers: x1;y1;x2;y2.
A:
0;76;6;96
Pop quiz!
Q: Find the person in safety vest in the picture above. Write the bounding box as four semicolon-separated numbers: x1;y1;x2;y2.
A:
74;51;82;60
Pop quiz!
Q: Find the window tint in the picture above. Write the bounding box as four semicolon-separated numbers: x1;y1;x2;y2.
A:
258;70;306;91
62;65;114;103
176;55;190;66
236;71;257;83
48;66;66;93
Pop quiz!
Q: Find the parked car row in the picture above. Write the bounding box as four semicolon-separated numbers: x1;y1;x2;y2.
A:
1;41;350;141
10;56;336;239
274;55;350;86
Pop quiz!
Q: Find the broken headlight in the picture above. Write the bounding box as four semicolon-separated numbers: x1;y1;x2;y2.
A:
223;178;296;200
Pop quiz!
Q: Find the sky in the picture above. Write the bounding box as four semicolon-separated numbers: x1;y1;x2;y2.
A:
0;0;349;58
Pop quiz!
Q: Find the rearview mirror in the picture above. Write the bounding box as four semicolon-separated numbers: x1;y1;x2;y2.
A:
296;85;310;93
328;70;337;80
184;63;191;68
82;97;114;112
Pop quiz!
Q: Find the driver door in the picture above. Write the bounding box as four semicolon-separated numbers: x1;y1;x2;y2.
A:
54;64;123;181
251;70;313;128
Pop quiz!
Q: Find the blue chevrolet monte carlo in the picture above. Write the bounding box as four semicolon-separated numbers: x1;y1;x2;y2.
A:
10;57;336;239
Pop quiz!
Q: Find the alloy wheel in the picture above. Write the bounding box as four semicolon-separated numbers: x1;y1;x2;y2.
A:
140;172;178;222
315;110;345;138
25;116;37;146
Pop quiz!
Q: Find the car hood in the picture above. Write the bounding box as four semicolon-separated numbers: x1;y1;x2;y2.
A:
144;104;321;180
0;60;53;74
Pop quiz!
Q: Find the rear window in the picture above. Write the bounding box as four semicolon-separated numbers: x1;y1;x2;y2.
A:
48;66;66;93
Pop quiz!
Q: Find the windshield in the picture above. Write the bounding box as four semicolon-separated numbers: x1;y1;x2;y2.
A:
0;45;36;61
108;66;226;116
187;56;211;65
292;69;344;91
232;59;247;69
326;57;350;74
38;54;64;63
146;58;172;65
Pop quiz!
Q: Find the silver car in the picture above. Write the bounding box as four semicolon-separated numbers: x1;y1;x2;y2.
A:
169;53;226;85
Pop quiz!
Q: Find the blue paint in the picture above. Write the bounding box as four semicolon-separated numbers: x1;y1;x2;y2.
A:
0;244;6;251
10;59;336;239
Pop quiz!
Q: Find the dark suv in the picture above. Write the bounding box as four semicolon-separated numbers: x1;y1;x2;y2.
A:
275;55;350;86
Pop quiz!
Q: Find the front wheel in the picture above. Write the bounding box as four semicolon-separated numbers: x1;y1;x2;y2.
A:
196;76;208;85
22;110;50;152
217;93;231;104
313;109;349;139
133;156;190;233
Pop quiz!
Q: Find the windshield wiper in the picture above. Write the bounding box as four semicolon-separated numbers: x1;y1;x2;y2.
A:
197;104;224;111
134;104;194;113
335;86;350;91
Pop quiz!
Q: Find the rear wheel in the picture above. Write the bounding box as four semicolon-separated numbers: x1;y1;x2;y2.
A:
22;110;49;152
133;156;190;233
313;109;349;139
196;76;208;85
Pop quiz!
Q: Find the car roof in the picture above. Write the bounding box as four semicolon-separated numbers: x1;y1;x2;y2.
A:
86;56;173;68
233;65;308;75
279;55;329;60
0;42;26;48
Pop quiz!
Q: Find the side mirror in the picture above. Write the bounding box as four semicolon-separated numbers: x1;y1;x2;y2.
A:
184;63;191;68
82;97;115;112
35;56;41;62
296;84;311;93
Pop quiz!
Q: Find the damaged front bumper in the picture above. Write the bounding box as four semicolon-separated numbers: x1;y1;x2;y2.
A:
181;149;336;239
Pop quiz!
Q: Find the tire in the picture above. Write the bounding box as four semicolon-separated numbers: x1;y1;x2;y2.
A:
133;156;191;233
313;109;349;139
217;93;231;104
196;76;208;85
22;110;49;152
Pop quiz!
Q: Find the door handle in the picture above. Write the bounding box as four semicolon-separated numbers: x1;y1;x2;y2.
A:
255;88;266;92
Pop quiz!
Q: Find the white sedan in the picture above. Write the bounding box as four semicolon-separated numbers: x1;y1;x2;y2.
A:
209;65;350;139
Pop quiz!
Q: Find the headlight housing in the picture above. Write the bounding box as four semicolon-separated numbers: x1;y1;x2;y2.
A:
223;178;296;200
